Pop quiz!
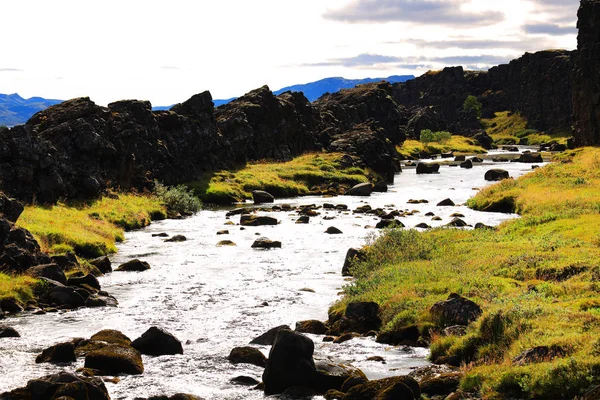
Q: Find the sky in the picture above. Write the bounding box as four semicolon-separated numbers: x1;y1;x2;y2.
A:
0;0;579;106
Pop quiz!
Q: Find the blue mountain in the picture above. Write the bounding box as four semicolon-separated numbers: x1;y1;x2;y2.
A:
0;93;62;127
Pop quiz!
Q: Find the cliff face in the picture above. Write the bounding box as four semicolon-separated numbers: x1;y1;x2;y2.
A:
572;0;600;146
390;50;574;137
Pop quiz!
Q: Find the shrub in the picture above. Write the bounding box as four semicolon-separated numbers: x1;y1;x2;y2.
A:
463;95;482;118
153;181;202;216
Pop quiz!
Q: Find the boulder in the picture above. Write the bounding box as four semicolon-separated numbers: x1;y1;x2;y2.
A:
0;193;24;223
512;345;566;365
47;286;86;309
453;155;465;162
420;373;462;397
459;159;473;169
252;190;275;204
295;320;329;335
474;222;494;230
375;219;404;229
437;198;455;206
240;214;278;226
90;256;112;274
0;372;110;400
415;223;431;229
342;248;367;277
445;218;468;228
0;326;20;338
296;215;310;224
131;326;183;356
325;226;343;234
84;344;144;375
86;294;118;308
217;240;236;247
116;259;150;272
484;169;510;181
90;329;132;346
372;181;388;193
230;376;260;386
416;163;440;174
343;376;421;400
251;237;282;249
67;274;101;290
250;325;291;345
430;293;482;327
263;329;361;395
328;302;382;335
50;253;80;272
216;230;229;235
228;346;267;367
26;264;67;285
36;341;76;364
516;152;543;163
165;235;187;242
346;183;373;197
0;298;24;313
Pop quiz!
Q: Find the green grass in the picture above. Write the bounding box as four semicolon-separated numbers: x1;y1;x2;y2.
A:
335;147;600;399
397;136;487;159
18;193;166;257
482;111;570;146
189;152;371;204
0;273;42;303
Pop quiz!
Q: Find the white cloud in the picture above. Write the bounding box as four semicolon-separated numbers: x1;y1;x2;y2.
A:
0;0;579;106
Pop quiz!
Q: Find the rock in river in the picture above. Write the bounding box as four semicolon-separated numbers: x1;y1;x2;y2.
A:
250;325;291;345
84;344;144;375
116;259;151;272
325;226;343;234
0;326;20;338
484;169;510;181
36;341;77;364
252;190;275;204
132;326;184;356
240;214;278;226
345;183;373;197
251;237;282;249
416;163;440;174
228;346;267;367
0;372;110;400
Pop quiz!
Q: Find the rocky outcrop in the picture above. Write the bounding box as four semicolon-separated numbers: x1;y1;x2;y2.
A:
391;50;574;138
215;86;318;164
572;0;600;146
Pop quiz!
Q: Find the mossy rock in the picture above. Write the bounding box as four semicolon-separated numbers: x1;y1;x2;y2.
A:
84;344;144;375
90;329;131;346
344;376;420;400
228;346;267;367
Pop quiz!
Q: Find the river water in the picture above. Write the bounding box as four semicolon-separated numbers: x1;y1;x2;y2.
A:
0;150;543;399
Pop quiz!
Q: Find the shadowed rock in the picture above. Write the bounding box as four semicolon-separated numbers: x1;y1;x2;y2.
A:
116;259;150;272
430;293;482;327
131;326;183;356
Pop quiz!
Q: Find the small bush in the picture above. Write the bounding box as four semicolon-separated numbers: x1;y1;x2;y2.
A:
153;181;202;216
463;95;482;118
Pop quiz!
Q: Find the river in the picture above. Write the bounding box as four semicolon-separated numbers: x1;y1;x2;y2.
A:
0;150;543;399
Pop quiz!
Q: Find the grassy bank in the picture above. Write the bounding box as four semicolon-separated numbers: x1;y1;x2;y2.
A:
18;193;166;257
338;147;600;399
482;111;569;146
397;136;487;160
1;193;166;303
190;152;371;204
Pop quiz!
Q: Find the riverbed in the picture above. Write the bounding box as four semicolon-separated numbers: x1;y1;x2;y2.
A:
0;151;543;399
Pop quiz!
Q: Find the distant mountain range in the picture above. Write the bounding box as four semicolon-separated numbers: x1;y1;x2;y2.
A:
0;75;414;126
0;94;62;127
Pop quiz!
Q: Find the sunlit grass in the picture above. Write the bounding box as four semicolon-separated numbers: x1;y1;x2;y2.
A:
396;136;487;159
336;147;600;398
481;111;569;145
18;193;165;257
0;273;40;303
190;152;370;204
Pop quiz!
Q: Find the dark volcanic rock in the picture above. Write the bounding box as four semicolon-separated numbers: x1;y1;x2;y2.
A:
416;163;440;174
90;256;112;274
215;86;318;164
512;345;566;365
47;286;86;309
0;193;24;223
485;169;510;181
343;375;421;400
252;190;275;204
116;259;150;272
430;293;482;327
36;341;76;364
572;0;600;146
250;325;291;345
251;237;282;249
84;344;144;375
342;248;366;277
345;182;373;196
131;326;183;356
67;273;101;290
0;326;20;338
295;320;329;335
164;234;187;242
0;372;110;400
240;214;278;226
228;346;267;367
325;226;343;234
437;198;455;206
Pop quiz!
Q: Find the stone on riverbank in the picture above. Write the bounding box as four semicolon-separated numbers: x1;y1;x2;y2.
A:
346;183;373;197
0;326;20;338
0;372;110;400
295;320;328;335
116;259;150;272
328;302;382;336
484;169;510;181
131;326;183;356
90;256;112;274
36;341;77;364
47;286;86;309
228;346;267;367
342;248;367;277
67;274;101;290
252;190;275;204
430;293;482;327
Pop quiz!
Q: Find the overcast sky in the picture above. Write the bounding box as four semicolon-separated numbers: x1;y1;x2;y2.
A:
0;0;579;106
